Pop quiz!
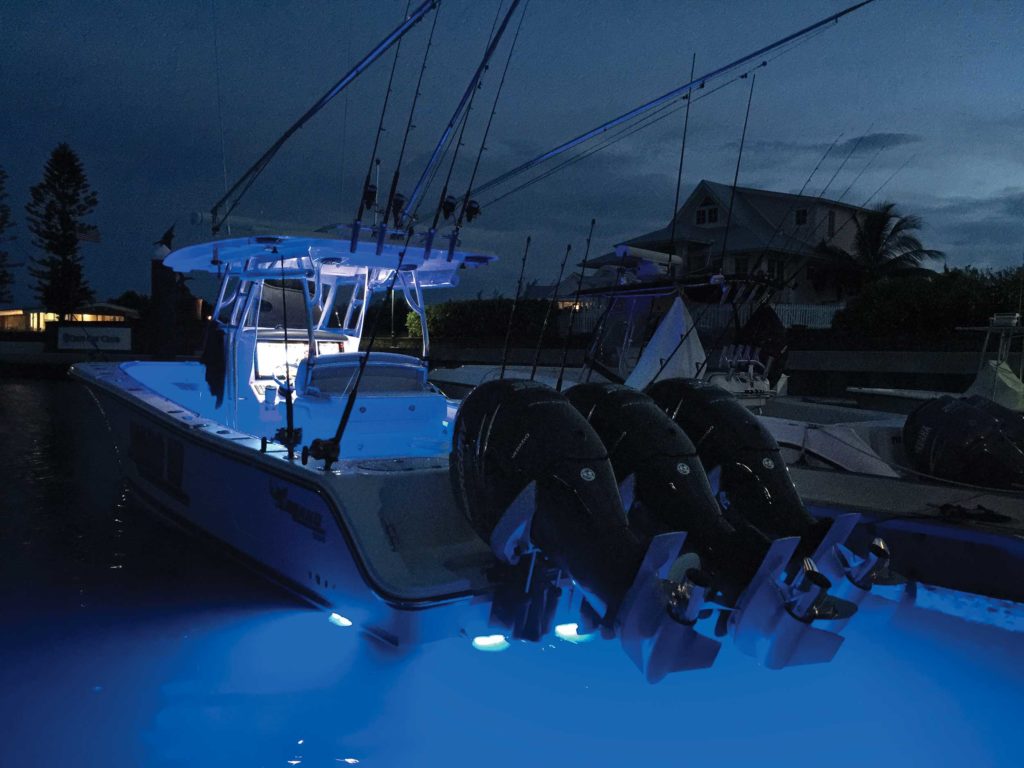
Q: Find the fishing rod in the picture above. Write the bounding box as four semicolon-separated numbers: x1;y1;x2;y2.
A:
400;0;523;227
277;255;298;461
577;263;633;384
759;123;875;274
756;152;917;315
307;231;416;471
667;53;696;275
745;132;844;279
470;0;875;201
769;138;897;292
713;73;757;270
378;4;443;241
350;0;413;252
407;2;518;263
650;75;761;384
530;243;571;380
556;218;596;391
499;235;531;378
450;0;530;243
209;0;439;235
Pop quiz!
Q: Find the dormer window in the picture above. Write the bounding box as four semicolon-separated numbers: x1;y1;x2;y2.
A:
696;196;719;225
795;208;808;226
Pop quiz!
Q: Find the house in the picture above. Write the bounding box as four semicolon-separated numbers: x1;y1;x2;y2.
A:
623;179;869;303
0;303;139;332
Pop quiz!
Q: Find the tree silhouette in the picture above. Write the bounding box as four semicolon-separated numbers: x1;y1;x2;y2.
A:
0;166;13;304
26;143;99;319
815;201;944;296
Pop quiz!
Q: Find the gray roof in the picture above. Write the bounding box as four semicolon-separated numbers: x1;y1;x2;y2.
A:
625;179;866;258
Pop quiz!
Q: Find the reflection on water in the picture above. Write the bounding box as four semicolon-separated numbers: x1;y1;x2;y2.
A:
1;378;1023;766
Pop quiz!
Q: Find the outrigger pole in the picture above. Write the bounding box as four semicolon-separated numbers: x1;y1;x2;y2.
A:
470;0;875;200
208;0;440;235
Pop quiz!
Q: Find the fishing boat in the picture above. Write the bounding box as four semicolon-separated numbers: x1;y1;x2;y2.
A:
68;0;910;680
70;230;899;680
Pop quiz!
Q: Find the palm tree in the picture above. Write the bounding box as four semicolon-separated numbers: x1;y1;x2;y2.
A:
814;201;944;296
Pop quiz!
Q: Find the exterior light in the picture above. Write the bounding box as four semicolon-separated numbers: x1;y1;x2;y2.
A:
554;623;595;644
471;634;510;652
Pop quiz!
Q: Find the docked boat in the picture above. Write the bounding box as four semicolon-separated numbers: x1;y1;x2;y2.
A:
71;231;894;681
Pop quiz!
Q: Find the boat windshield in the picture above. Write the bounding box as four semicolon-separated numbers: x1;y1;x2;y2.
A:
305;361;429;396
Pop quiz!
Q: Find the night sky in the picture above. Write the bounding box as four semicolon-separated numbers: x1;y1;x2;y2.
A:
3;0;1022;306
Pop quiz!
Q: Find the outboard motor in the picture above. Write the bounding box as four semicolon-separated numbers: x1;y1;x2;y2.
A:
903;395;1024;491
645;378;828;546
451;379;720;680
645;378;889;657
565;382;770;601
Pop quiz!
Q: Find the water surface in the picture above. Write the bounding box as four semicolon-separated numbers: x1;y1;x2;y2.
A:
1;377;1022;767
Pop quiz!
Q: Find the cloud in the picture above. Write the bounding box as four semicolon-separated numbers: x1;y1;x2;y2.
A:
915;188;1024;268
836;132;922;154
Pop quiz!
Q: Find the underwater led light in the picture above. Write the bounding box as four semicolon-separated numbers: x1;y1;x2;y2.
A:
328;613;353;628
554;623;595;644
471;634;510;652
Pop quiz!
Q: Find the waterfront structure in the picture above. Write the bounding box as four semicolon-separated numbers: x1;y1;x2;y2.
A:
0;303;137;332
623;179;870;303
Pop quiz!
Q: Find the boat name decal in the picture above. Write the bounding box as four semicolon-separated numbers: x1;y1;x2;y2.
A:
269;482;327;542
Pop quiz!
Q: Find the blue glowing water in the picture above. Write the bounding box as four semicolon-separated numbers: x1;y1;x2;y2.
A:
2;378;1022;767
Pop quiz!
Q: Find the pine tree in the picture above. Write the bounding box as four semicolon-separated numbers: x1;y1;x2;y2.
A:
25;143;99;319
0;166;13;304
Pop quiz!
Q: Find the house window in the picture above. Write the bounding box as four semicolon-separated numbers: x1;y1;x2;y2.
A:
696;196;718;226
795;208;808;226
827;210;836;238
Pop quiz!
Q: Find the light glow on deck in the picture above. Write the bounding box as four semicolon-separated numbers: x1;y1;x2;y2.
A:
554;622;595;644
471;634;510;652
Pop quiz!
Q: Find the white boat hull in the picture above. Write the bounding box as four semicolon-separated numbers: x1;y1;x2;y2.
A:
72;362;496;646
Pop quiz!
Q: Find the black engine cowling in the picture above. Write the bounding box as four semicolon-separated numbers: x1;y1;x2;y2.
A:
565;382;769;596
450;379;646;621
645;378;828;546
903;395;1024;490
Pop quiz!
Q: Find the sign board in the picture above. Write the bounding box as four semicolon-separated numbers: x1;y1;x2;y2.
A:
57;324;132;352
